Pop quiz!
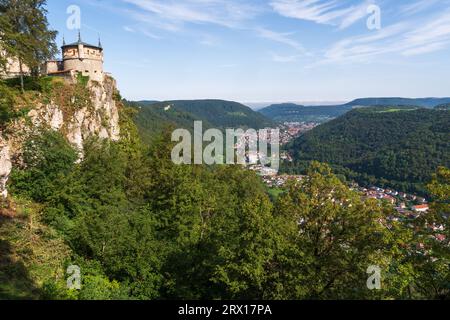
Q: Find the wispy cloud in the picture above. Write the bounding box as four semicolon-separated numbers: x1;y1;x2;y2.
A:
401;10;450;55
270;52;303;62
140;29;163;40
198;33;220;46
323;23;409;62
123;26;136;33
123;0;260;29
270;0;371;29
402;41;448;56
123;24;162;39
317;9;450;65
218;63;239;68
400;0;439;16
109;0;450;66
256;28;307;53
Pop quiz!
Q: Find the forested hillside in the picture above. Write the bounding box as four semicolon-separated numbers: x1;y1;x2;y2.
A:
2;74;448;300
4;110;449;299
285;107;450;194
131;99;276;144
259;103;353;122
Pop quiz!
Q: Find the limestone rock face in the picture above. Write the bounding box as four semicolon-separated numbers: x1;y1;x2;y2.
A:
0;136;12;199
28;104;64;131
0;74;121;198
62;76;121;151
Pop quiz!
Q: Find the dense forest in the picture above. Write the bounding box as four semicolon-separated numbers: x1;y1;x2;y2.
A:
0;81;448;299
284;107;450;195
2;110;449;299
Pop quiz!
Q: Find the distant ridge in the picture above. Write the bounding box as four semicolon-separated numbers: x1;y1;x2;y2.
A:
259;97;450;123
135;100;160;106
346;97;450;108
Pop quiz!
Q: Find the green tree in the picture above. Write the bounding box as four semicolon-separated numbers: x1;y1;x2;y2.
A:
0;81;14;126
413;167;450;299
273;162;403;299
0;0;57;91
61;138;162;299
160;165;280;300
0;10;12;72
205;167;279;299
9;130;78;202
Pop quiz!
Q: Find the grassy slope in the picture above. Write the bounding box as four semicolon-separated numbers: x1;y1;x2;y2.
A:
0;198;70;300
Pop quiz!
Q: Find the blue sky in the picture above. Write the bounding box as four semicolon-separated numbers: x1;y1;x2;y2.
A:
46;0;450;104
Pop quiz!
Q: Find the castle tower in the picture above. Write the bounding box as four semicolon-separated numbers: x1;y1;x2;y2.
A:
61;32;104;82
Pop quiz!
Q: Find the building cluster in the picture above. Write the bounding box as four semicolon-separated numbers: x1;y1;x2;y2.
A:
279;122;319;145
280;151;293;162
235;128;280;166
232;122;317;167
260;174;304;188
353;185;429;218
248;165;279;178
257;171;434;222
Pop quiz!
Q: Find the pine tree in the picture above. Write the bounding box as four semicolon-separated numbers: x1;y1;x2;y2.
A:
0;0;57;91
0;11;12;72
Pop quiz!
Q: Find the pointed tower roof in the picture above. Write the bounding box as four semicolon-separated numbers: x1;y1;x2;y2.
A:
62;31;103;51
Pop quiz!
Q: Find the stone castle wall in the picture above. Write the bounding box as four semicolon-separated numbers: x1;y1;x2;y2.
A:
2;41;104;83
44;60;63;74
62;45;103;82
1;54;31;78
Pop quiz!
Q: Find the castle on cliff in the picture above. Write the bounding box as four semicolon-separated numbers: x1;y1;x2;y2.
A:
2;32;105;83
44;32;104;82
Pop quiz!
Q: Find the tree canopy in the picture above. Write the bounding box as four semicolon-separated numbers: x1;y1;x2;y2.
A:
6;114;448;299
0;0;57;90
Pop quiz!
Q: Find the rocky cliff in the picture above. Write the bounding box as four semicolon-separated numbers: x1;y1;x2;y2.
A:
0;74;121;198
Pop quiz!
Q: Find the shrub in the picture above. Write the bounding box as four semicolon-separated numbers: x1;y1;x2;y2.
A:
0;82;15;126
9;130;78;202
